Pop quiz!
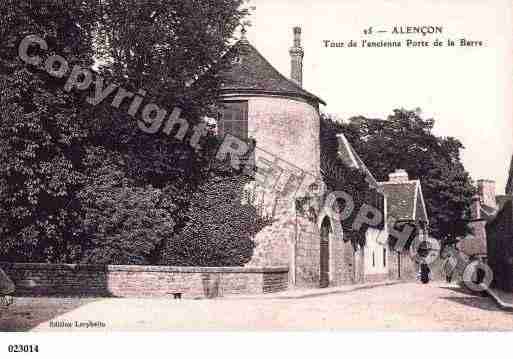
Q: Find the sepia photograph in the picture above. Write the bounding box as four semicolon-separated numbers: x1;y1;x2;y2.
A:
1;0;513;356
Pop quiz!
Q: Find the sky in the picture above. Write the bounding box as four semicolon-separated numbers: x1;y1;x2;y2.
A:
244;0;513;194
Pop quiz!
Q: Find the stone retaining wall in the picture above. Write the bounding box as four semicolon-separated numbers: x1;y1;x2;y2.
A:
0;263;289;298
364;273;389;283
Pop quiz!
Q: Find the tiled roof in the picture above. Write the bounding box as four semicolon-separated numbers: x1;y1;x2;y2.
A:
378;180;429;224
478;195;513;221
334;132;429;226
335;133;379;189
379;182;418;221
479;204;497;220
487;197;513;227
219;40;326;105
496;195;513;211
334;131;429;224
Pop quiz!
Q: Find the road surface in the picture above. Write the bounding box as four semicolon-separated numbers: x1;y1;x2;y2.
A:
1;282;512;331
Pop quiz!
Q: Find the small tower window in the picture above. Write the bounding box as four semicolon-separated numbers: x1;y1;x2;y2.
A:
383;248;387;267
372;251;375;267
218;101;248;140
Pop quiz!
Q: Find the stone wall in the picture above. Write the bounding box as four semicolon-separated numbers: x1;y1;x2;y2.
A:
246;95;320;176
330;235;356;286
364;273;389;283
400;252;419;280
388;250;418;281
388;249;446;282
1;263;288;298
458;219;487;257
487;200;513;291
294;221;321;287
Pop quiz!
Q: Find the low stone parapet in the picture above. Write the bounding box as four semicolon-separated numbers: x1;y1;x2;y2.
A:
0;263;289;298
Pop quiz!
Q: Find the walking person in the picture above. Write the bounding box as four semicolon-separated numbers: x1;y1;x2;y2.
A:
420;263;431;284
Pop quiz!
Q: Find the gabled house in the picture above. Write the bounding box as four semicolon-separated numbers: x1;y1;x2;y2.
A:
379;170;429;280
379;170;429;227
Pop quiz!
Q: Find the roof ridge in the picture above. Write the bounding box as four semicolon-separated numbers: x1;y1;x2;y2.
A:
335;132;379;188
379;180;419;185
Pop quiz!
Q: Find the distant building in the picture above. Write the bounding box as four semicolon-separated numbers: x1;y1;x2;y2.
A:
459;177;512;259
486;155;513;291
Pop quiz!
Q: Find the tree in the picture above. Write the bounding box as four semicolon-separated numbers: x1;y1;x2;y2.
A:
0;0;97;262
164;174;269;267
75;146;177;264
330;109;475;243
87;0;252;264
0;1;253;264
93;0;250;119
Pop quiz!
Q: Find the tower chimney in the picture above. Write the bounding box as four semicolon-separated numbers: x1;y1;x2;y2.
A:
477;179;497;209
471;195;482;219
289;26;304;87
388;169;409;183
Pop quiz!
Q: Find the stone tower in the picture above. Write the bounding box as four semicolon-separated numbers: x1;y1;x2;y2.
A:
217;27;326;287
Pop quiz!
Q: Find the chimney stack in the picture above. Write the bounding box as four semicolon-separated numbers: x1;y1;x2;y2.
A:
470;195;482;219
388;169;409;183
289;26;304;87
477;179;497;209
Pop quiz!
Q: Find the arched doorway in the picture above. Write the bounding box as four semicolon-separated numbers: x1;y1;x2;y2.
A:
320;217;331;288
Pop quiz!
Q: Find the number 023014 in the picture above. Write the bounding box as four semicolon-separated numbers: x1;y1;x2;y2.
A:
7;345;39;353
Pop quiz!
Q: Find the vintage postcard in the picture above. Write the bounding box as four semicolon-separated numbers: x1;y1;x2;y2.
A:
1;0;513;355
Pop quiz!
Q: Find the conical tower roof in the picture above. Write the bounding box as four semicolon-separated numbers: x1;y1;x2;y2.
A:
219;38;326;106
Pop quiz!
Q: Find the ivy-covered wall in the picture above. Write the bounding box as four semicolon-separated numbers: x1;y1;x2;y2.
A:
162;174;272;267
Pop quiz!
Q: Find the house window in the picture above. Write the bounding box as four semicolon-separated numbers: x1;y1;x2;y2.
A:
383;248;387;267
372;251;375;267
218;101;248;140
